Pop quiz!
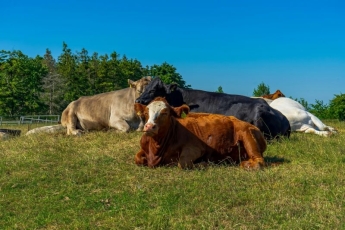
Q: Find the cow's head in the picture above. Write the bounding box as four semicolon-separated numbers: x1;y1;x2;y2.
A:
128;76;152;98
262;89;285;100
272;90;285;99
135;77;178;105
134;97;190;136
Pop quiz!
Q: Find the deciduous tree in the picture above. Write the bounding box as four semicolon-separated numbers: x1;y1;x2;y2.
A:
149;62;191;88
0;50;47;115
295;98;310;111
309;100;329;119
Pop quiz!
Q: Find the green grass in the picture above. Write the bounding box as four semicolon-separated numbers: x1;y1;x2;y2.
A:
1;121;345;229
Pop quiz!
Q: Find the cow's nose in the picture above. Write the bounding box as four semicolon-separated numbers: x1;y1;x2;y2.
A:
135;99;141;103
144;123;156;132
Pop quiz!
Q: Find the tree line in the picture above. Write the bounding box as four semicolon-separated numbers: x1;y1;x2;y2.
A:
0;42;189;116
0;43;344;121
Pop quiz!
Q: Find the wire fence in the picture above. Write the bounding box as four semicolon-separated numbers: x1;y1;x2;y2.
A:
0;115;60;126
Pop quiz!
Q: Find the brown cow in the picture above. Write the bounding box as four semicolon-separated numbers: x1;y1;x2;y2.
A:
134;97;266;169
61;76;151;135
262;90;285;100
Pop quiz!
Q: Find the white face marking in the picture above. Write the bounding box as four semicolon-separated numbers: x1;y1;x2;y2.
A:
146;101;167;125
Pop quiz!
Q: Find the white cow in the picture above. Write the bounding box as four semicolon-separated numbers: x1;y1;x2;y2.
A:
269;97;337;137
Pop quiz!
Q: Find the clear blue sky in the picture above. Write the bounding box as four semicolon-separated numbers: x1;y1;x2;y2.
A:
1;0;344;104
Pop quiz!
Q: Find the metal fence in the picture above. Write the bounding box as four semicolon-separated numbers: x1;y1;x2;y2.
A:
0;115;60;126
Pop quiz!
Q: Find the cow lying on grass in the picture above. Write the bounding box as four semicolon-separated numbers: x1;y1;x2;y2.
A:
135;77;290;140
269;97;338;137
61;76;151;135
134;97;266;169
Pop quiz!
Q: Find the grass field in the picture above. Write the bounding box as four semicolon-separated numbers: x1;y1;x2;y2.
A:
1;120;345;229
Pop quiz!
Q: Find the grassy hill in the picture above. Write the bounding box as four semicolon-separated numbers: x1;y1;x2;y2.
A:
0;120;344;229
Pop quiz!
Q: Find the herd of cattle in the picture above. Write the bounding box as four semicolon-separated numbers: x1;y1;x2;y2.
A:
26;76;338;169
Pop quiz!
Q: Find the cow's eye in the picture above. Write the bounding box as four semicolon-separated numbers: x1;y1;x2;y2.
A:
160;112;168;116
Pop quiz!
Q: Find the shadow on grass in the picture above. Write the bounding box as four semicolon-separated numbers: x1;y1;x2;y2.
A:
264;155;290;167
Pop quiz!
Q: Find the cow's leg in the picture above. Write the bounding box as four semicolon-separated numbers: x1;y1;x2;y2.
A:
178;145;203;169
136;116;145;131
135;150;147;166
240;127;266;170
110;119;131;132
66;114;83;136
298;124;332;137
303;128;331;137
308;113;338;135
325;126;338;134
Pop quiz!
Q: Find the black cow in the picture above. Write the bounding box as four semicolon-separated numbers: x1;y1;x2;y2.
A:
135;77;290;140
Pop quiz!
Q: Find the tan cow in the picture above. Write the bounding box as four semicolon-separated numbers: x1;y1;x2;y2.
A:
61;76;151;135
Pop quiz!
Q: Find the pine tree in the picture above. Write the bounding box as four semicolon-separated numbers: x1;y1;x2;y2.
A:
253;82;270;97
216;86;224;93
57;42;79;103
42;49;65;114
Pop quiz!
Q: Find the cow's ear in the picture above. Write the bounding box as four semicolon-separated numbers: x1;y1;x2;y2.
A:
166;83;178;93
134;103;146;117
146;76;152;81
128;79;136;88
173;104;190;118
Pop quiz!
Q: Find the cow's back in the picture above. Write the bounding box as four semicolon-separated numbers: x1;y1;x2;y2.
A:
176;113;240;162
178;113;237;146
76;88;135;117
62;88;141;132
176;113;266;165
270;97;306;111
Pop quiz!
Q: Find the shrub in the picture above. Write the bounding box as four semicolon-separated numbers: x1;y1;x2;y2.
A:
329;93;345;121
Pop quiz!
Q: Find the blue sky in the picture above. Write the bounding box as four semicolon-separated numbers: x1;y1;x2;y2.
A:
1;0;344;104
